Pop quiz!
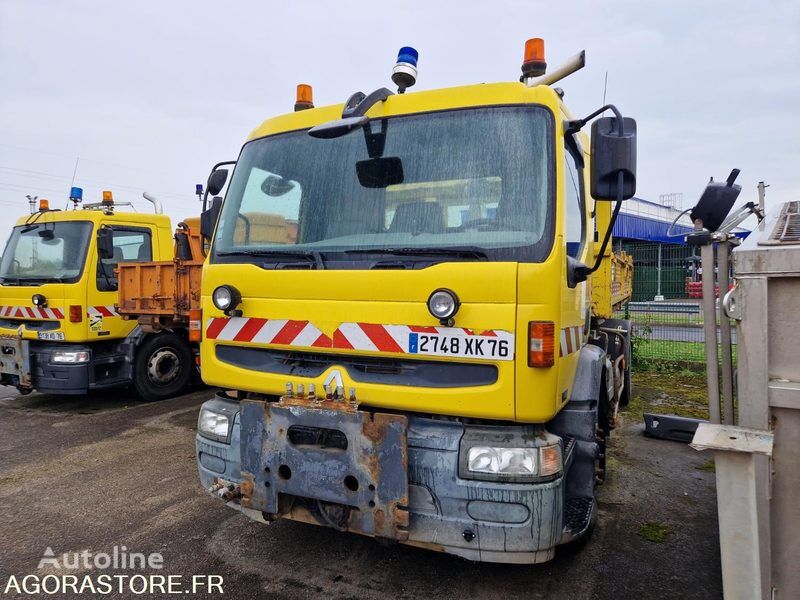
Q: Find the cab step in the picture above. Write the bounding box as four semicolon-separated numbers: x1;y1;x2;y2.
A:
561;496;595;543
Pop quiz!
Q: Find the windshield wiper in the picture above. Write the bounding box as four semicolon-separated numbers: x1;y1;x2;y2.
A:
217;249;326;270
344;246;488;260
0;276;66;285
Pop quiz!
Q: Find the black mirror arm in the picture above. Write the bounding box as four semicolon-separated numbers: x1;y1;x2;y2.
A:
342;88;393;118
204;160;236;211
565;104;625;137
585;172;623;276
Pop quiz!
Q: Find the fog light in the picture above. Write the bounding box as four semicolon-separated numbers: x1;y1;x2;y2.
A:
212;285;241;315
467;446;537;476
427;288;459;325
52;351;90;364
32;294;47;307
198;408;230;441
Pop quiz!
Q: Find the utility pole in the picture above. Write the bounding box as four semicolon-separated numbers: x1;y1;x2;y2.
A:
757;181;768;214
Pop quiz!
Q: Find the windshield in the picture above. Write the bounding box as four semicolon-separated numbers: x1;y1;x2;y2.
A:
0;221;93;284
212;106;553;266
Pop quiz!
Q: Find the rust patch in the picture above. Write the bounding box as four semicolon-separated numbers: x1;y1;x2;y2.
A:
278;393;359;413
239;474;255;508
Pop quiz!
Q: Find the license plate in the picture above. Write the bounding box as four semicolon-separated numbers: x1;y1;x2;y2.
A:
408;331;514;361
37;331;65;341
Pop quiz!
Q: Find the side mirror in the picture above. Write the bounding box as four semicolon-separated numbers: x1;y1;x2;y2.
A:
97;227;114;260
591;116;637;201
207;169;229;197
201;197;222;240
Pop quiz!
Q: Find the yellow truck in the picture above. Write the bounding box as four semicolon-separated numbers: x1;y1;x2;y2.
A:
0;191;197;400
195;39;636;563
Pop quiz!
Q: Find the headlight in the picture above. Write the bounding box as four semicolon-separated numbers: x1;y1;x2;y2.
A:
463;444;562;480
467;446;537;475
198;408;230;441
427;288;460;323
52;351;90;364
212;285;241;314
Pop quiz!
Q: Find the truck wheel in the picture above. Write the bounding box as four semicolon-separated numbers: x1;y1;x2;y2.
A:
133;333;192;401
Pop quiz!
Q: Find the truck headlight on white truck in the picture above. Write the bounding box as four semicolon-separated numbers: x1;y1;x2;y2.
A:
198;408;230;442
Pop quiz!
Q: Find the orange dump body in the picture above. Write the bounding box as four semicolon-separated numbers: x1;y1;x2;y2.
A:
117;217;204;329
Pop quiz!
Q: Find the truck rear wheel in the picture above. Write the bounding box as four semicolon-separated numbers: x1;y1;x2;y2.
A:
133;333;192;401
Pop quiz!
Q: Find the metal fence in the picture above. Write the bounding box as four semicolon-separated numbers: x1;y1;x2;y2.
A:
618;241;699;302
614;301;736;368
613;242;735;368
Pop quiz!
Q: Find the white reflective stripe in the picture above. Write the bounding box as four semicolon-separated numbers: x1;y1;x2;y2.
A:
384;324;412;349
293;322;323;346
338;322;377;351
560;329;568;356
214;317;248;341
251;319;287;344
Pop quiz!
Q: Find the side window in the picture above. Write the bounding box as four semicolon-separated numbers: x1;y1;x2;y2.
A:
97;228;152;291
564;143;586;259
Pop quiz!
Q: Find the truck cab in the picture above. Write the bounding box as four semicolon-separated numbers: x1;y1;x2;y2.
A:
195;40;635;563
0;194;195;400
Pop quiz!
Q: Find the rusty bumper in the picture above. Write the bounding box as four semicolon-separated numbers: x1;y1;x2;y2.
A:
239;397;409;540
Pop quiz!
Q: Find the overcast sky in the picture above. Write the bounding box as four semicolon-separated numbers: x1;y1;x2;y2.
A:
1;0;798;234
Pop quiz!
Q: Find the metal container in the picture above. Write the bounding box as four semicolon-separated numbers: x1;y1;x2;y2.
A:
731;200;800;598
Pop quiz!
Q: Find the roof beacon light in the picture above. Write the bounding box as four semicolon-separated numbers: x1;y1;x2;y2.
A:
392;46;418;94
69;187;83;203
294;84;314;111
38;198;50;211
521;38;547;79
102;190;114;205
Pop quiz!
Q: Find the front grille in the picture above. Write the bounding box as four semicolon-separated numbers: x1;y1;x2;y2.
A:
0;319;60;331
215;345;498;388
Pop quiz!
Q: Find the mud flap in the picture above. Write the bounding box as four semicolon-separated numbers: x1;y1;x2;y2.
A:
239;399;409;540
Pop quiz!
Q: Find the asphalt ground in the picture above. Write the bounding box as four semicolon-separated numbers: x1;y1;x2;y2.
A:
0;381;722;599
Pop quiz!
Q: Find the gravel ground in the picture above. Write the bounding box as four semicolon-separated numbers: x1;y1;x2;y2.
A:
0;375;721;599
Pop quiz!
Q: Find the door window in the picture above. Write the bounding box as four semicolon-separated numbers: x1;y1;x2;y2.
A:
564;142;586;259
97;228;152;291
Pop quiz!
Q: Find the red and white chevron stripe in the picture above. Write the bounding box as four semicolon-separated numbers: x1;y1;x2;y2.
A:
206;317;512;358
87;305;119;318
205;317;332;348
559;325;583;357
0;305;64;320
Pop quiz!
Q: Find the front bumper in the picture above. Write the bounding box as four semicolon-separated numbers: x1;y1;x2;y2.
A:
196;393;566;564
0;340;129;395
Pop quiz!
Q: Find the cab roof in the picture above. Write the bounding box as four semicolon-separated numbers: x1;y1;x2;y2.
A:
247;81;563;141
13;208;172;229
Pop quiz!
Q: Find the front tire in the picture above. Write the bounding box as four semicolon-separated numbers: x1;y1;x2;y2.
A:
133;333;192;401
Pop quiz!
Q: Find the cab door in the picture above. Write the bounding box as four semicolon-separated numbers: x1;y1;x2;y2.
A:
91;224;154;339
558;133;590;399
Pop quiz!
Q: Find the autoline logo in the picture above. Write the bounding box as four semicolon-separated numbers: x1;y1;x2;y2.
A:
37;546;163;570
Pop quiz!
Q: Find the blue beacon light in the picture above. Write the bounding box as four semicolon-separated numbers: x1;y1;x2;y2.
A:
392;46;419;93
69;187;83;205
